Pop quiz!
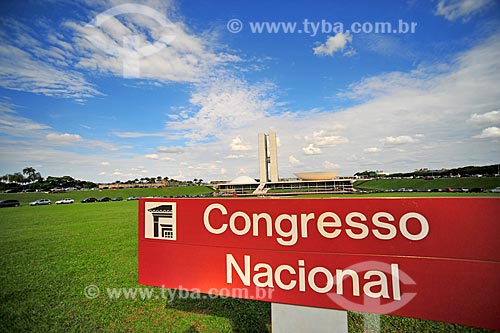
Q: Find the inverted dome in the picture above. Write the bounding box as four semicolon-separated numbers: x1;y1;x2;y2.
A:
230;176;258;184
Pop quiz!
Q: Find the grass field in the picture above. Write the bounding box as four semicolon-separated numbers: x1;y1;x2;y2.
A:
0;201;256;332
354;177;500;191
0;191;497;332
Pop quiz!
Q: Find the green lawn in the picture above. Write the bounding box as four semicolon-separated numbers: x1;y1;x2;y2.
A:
354;177;500;191
0;198;496;332
0;201;247;332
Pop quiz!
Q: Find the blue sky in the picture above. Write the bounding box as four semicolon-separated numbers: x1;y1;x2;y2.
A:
0;0;499;182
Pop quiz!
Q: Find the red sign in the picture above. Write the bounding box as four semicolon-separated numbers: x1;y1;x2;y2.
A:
138;198;500;330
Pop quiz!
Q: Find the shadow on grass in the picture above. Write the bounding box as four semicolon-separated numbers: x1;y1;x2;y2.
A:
166;292;271;333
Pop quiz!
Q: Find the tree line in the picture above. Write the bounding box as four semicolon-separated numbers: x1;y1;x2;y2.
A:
1;167;97;192
1;167;206;192
110;177;204;186
354;164;500;178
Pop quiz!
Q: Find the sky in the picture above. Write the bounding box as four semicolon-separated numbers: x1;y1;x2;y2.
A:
0;0;499;183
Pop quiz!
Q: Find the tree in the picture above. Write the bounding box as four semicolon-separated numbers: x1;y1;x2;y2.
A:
22;167;35;179
11;172;26;184
22;167;42;184
354;171;379;178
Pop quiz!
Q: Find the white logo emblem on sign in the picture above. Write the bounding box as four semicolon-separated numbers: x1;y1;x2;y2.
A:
145;202;177;240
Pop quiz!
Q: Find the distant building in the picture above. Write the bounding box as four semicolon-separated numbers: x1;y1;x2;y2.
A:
99;180;166;190
258;132;279;183
214;178;353;196
213;132;354;196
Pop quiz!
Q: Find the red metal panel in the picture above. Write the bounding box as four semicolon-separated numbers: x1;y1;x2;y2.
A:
138;198;500;330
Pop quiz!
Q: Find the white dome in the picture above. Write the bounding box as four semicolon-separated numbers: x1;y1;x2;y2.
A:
230;176;258;184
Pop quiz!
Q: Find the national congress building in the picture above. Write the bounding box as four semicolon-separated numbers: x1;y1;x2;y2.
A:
215;132;354;196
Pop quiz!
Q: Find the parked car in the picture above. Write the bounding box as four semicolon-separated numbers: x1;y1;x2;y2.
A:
81;197;98;203
98;197;111;202
112;197;123;201
55;198;74;205
0;199;20;207
29;199;51;206
127;196;140;201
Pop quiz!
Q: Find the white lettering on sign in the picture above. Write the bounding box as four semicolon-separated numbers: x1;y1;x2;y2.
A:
226;253;402;300
204;203;429;246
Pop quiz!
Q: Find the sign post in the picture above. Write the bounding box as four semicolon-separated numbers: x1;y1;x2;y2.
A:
272;304;347;333
138;198;500;331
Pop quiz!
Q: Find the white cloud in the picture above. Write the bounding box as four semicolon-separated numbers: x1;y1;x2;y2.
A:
101;162;110;166
288;155;302;166
65;2;235;83
313;32;354;57
0;1;239;100
114;131;165;138
435;0;493;21
364;147;381;153
1;99;124;153
474;127;500;139
230;136;252;151
46;132;84;144
226;154;245;159
0;101;51;137
167;77;276;141
88;140;123;152
382;135;415;145
302;144;322;155
145;153;159;159
323;161;340;169
145;153;175;161
157;146;184;153
305;130;348;146
338;70;433;101
0;22;101;101
468;110;500;126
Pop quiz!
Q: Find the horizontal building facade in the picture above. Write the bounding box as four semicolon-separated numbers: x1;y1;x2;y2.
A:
215;178;354;196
